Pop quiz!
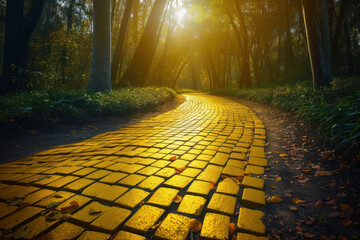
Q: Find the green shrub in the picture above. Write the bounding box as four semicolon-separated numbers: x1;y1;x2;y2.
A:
0;87;175;124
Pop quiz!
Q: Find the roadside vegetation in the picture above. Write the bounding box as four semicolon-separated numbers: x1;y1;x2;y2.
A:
211;77;360;156
0;87;175;126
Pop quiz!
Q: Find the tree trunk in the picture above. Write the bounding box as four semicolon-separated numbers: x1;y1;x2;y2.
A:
120;0;167;87
0;0;46;94
343;3;354;73
302;0;332;89
331;0;346;68
61;0;75;85
87;0;112;92
111;0;134;88
235;0;251;88
284;0;294;70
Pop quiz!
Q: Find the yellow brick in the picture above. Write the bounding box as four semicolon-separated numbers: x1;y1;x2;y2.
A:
124;205;165;234
177;194;206;216
207;193;236;216
147;187;179;209
113;231;145;240
248;157;268;167
241;188;266;208
241;176;264;190
38;222;83;240
115;188;149;209
250;147;266;158
77;231;111;240
90;207;131;233
245;165;264;175
138;176;165;191
164;175;193;189
237;208;266;236
200;213;229;240
216;177;240;195
221;165;244;177
154;213;191;240
187;180;213;196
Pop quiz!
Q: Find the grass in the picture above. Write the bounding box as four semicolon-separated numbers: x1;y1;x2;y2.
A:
211;77;360;155
0;87;176;125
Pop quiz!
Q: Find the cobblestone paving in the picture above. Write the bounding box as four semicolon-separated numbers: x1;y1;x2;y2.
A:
0;94;268;240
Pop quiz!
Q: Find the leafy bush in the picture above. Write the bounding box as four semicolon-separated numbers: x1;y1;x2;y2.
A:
0;87;175;124
211;77;360;155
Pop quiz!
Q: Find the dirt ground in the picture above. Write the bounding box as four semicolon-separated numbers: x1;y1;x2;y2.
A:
238;98;360;240
0;95;185;163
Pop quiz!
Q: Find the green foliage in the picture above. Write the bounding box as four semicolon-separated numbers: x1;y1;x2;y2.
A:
0;87;175;124
211;77;360;154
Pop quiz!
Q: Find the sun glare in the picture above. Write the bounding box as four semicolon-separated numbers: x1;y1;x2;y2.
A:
174;7;187;25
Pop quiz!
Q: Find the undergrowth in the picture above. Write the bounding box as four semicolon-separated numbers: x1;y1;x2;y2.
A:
211;77;360;155
0;87;175;125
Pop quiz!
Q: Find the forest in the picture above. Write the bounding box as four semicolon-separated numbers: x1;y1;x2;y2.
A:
0;0;359;93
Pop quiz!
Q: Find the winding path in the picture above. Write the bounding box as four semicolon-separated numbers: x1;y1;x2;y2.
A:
0;94;268;240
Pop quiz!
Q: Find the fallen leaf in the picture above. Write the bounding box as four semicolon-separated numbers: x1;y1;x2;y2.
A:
45;211;63;221
304;232;316;238
315;200;323;208
289;206;298;211
341;219;352;227
325;199;337;206
169;156;176;161
229;223;236;234
269;185;277;189
89;209;102;215
174;167;187;174
60;201;79;213
189;219;202;232
46;202;60;209
275;177;282;181
173;195;182;203
292;198;303;204
210;182;216;189
305;219;315;225
269;196;282;203
302;170;311;174
280;154;288;157
339;203;350;211
298;178;311;183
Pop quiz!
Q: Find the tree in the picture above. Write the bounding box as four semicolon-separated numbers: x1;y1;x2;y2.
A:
111;0;134;88
120;0;167;87
0;0;46;94
87;0;112;92
302;0;332;89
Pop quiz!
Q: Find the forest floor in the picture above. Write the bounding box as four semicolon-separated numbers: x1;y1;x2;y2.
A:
238;98;360;240
0;94;185;163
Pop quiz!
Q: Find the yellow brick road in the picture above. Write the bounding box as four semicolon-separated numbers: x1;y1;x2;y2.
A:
0;93;268;240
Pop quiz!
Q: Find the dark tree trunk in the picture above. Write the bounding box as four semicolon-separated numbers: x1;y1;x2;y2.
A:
284;0;294;69
111;0;134;88
302;0;332;89
0;0;45;94
235;0;251;88
331;0;346;67
343;4;354;73
120;0;167;87
61;0;75;85
87;0;111;92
